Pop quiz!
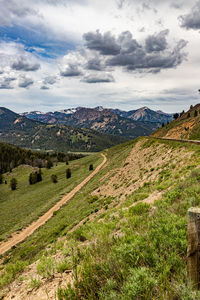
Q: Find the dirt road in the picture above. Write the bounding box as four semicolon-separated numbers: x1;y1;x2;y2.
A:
0;154;107;255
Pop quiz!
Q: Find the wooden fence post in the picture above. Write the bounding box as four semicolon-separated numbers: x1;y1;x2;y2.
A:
187;207;200;289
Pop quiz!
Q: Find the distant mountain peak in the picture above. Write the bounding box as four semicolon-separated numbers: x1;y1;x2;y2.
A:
95;106;104;111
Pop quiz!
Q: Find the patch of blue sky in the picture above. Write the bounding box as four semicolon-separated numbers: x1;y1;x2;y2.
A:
0;24;76;59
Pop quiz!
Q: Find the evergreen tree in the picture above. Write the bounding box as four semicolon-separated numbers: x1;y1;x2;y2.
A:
29;173;33;185
10;178;17;190
187;112;190;118
0;173;3;184
173;113;179;120
37;168;42;182
194;110;198;117
89;164;94;171
66;168;71;179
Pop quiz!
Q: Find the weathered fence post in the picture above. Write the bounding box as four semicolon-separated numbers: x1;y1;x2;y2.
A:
187;207;200;289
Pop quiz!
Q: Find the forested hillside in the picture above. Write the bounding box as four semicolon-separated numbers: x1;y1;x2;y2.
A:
0;142;84;174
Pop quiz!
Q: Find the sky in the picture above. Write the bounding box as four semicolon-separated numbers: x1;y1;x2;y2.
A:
0;0;200;113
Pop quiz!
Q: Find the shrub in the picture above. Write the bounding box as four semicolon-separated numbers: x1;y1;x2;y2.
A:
29;170;42;185
29;276;41;289
36;257;55;278
122;268;157;298
51;174;58;183
46;159;53;169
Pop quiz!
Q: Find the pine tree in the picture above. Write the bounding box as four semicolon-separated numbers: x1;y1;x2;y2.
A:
37;168;42;182
89;164;93;171
0;173;3;184
10;178;17;190
66;168;71;179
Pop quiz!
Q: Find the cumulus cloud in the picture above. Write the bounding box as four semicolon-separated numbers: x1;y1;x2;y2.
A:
82;73;115;83
57;29;188;83
179;1;200;29
145;29;169;52
86;57;104;71
83;30;121;55
60;64;82;77
43;75;57;85
0;74;16;89
12;57;40;71
18;75;34;88
95;30;188;73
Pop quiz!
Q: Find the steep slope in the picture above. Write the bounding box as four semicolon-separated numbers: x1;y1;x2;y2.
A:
1;137;200;299
152;103;200;140
22;107;158;138
0;107;126;152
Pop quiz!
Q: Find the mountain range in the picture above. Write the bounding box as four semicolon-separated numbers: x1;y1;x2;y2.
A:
22;106;173;138
0;107;126;152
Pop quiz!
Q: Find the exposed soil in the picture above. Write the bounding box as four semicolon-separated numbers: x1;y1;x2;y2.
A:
92;140;193;199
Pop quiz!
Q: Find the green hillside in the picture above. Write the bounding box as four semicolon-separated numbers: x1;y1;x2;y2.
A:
0;153;102;241
152;103;200;140
1;137;200;299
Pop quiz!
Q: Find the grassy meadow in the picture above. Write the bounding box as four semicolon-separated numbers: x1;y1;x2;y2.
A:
0;153;102;241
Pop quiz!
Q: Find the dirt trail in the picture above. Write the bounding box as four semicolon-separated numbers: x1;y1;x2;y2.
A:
0;154;107;255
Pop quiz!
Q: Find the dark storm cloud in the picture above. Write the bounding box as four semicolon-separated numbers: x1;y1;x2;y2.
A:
105;32;187;73
179;1;200;30
145;29;169;53
82;73;115;83
60;29;188;83
83;30;121;55
12;57;40;71
18;76;34;88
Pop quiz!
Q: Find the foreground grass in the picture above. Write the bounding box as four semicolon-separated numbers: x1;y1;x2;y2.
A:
0;153;101;241
1;138;200;298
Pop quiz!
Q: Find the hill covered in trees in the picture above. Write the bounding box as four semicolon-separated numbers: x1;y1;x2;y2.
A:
0;141;84;174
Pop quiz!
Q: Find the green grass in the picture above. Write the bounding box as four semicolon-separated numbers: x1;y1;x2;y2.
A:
0;153;102;240
1;137;200;298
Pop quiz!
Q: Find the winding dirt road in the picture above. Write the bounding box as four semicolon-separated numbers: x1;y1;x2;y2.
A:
0;154;107;255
